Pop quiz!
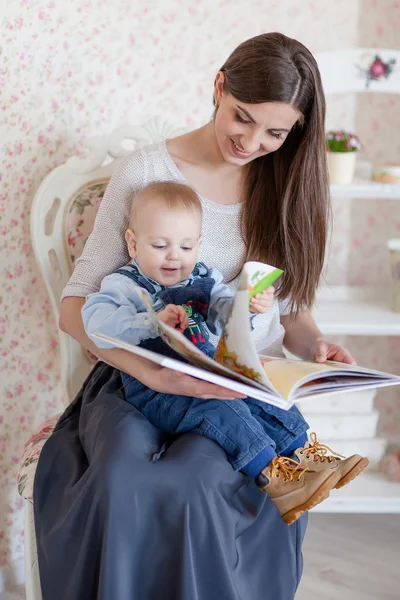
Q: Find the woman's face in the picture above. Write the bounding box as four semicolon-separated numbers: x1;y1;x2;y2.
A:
213;72;300;166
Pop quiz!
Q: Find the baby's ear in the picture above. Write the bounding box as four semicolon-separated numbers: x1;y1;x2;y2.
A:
125;228;137;259
198;234;204;246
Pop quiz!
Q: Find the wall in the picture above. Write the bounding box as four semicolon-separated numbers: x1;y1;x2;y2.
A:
0;0;398;568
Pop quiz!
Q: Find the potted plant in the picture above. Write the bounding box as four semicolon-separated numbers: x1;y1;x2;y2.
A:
326;130;361;184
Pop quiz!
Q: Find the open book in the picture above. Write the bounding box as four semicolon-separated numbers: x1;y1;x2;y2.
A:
93;261;400;410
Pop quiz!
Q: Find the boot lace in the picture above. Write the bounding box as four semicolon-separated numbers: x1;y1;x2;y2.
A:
269;456;309;483
301;432;345;463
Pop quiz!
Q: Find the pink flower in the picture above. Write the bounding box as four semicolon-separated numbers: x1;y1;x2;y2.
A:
38;134;45;144
369;58;389;79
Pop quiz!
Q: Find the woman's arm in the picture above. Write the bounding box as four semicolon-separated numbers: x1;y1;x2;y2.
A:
60;297;244;399
281;310;356;364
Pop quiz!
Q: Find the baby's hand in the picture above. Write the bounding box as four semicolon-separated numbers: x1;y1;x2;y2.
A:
250;287;275;314
157;304;189;332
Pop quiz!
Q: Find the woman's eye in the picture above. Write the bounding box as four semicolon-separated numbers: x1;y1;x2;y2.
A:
271;132;283;140
235;113;250;124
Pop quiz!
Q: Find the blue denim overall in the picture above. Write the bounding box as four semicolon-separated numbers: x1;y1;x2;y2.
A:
119;265;308;472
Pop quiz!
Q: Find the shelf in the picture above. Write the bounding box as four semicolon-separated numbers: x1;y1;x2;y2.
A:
330;178;400;199
313;286;400;336
312;470;400;513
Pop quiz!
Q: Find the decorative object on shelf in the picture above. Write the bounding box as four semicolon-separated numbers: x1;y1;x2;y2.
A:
356;53;397;89
326;130;361;184
380;450;400;482
372;164;400;184
388;239;400;313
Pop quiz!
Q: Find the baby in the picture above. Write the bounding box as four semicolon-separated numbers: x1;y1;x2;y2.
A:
82;181;368;525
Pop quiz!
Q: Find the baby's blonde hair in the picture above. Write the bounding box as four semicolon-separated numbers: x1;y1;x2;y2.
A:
129;181;202;227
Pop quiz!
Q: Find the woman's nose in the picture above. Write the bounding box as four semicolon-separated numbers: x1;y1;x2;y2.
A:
240;130;263;154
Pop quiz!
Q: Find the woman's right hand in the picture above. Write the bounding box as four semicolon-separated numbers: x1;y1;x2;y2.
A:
139;360;246;400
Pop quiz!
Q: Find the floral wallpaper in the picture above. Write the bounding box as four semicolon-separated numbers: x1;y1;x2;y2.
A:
1;0;399;570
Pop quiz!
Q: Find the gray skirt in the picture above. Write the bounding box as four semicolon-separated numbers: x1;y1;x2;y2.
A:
33;362;307;600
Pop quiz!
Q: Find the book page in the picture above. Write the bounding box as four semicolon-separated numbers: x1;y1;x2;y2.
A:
260;356;400;401
214;261;283;390
91;332;291;410
134;285;278;393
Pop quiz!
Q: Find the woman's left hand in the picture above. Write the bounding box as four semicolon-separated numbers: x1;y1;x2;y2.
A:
312;336;356;365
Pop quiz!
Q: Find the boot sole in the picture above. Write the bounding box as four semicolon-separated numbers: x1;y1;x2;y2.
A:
282;472;341;525
334;457;370;490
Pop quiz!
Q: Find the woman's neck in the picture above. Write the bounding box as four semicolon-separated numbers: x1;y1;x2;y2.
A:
166;121;247;206
182;121;243;174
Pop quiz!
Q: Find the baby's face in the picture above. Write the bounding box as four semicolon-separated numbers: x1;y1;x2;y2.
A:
127;203;202;286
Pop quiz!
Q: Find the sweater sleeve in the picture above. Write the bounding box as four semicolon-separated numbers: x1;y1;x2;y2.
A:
61;148;147;299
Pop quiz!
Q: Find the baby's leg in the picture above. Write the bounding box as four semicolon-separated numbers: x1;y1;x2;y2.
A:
244;398;347;524
123;379;341;524
244;397;309;456
125;381;277;473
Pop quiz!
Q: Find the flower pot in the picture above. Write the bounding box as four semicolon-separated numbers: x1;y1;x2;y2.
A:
327;151;357;184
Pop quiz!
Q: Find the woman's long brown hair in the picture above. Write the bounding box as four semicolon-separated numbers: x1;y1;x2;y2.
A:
217;33;329;313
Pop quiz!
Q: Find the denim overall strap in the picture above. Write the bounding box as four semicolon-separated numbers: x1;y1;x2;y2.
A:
115;264;161;296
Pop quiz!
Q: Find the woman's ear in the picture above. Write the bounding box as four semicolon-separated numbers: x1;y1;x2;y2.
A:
214;71;225;105
125;228;137;259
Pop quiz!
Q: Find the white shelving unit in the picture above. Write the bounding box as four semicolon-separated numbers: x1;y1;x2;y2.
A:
306;171;400;513
314;286;400;336
307;45;400;515
329;178;400;199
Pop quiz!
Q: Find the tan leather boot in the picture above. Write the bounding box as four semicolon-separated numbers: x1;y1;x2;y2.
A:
257;456;341;525
293;433;369;490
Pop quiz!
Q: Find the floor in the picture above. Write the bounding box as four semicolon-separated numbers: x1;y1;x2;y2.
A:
0;593;24;600
297;513;400;600
1;514;399;600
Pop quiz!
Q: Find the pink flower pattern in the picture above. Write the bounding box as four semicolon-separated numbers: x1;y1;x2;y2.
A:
1;0;400;570
358;55;397;88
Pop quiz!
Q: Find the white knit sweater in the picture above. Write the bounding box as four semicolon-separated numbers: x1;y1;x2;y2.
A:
62;142;289;356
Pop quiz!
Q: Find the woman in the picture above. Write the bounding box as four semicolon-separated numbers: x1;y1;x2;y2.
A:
34;32;354;600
